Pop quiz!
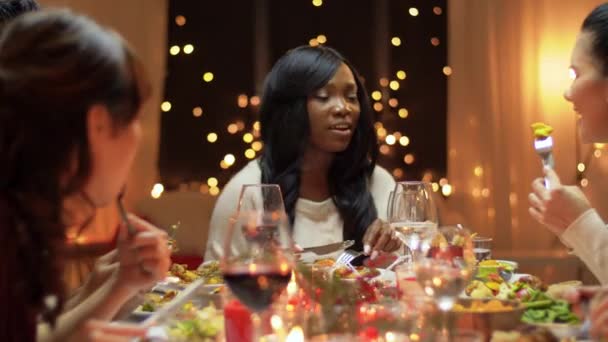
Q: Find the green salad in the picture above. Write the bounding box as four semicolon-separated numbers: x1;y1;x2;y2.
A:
521;289;580;325
166;302;224;341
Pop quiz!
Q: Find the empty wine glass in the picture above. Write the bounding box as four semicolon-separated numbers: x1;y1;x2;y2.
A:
388;182;439;260
414;225;475;341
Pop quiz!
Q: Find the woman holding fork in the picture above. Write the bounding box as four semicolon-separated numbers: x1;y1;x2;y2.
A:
0;9;171;341
528;3;608;337
205;45;401;262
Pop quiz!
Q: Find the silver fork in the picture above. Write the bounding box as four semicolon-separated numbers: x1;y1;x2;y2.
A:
334;249;364;266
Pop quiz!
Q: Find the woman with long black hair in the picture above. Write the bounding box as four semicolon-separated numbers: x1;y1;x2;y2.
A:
206;45;400;260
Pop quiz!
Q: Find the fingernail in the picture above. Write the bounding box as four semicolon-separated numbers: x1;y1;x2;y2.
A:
371;251;379;260
364;245;371;255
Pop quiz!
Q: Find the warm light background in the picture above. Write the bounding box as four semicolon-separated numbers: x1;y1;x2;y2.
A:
37;0;608;285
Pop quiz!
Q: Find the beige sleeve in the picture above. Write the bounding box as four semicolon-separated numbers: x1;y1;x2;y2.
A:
204;161;261;261
369;166;396;221
560;209;608;285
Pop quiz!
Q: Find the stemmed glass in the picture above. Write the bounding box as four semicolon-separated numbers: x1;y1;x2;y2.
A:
387;181;439;260
414;225;475;341
221;184;294;339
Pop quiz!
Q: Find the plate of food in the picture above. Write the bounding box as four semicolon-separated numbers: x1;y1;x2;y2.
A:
133;290;179;315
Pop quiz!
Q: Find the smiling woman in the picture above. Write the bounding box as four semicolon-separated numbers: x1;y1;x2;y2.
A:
204;45;400;261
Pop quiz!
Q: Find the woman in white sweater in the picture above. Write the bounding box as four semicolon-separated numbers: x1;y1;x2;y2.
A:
528;3;608;337
205;45;400;261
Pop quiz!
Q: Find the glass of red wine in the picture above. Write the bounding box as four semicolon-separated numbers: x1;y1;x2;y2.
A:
221;184;294;340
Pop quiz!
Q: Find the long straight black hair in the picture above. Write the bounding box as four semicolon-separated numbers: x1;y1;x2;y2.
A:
259;45;378;250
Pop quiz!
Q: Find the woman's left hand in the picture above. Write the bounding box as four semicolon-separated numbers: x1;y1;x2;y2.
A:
362;219;402;259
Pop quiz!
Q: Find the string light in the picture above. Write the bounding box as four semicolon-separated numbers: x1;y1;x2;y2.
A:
161;101;172;112
220;160;229;169
391;37;402;47
389;80;400;91
309;38;319;47
227;124;238;134
207;133;218;143
433;7;443;15
409;7;419;16
393;168;404;178
236;121;245;131
373;102;384;112
224;154;236;166
388;98;398;108
253;121;261;131
399;136;410;146
243;133;254;143
175;15;186;26
169;45;180;55
398;108;409;118
379;78;389;87
207;177;218;187
396;70;406;80
317;34;327;44
371;91;382;101
581;178;589;187
481;188;490;198
431;183;440;192
443;66;453;76
595;150;602;158
385;134;396;145
404;154;415;164
183;44;194;54
252;141;263;151
245;149;256;159
209;187;220;196
441;184;453;197
312;0;322;7
379;145;390;155
431;37;440;46
151;183;164;199
577;163;586;172
250;96;261;106
377;127;387;138
474;166;483;177
192;107;203;117
199;184;209;194
594;143;605;149
203;72;214;82
237;93;248;108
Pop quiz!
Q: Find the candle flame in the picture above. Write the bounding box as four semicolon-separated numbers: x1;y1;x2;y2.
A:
286;326;304;342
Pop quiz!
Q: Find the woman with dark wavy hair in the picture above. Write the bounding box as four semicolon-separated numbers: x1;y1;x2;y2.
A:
206;45;400;260
0;10;171;341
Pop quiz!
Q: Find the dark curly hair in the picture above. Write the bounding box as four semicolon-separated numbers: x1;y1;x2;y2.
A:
259;45;378;251
0;9;149;328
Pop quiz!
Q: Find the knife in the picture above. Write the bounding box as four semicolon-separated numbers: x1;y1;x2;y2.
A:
301;240;355;255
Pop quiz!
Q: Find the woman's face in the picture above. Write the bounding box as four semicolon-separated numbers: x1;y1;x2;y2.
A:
565;31;608;143
306;63;361;154
84;104;142;207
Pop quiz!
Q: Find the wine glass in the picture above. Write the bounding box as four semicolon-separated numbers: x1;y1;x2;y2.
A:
414;225;475;341
388;182;438;259
221;184;294;339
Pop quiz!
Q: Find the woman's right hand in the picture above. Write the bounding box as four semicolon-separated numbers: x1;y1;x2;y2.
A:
114;214;172;295
528;167;592;235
